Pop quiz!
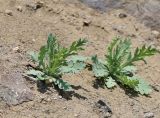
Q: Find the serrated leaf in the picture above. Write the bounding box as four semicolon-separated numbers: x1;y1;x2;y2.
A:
135;78;152;95
118;75;139;89
92;55;109;77
68;38;87;55
54;79;72;91
67;55;88;63
38;46;48;69
105;77;117;88
106;37;132;74
60;61;86;74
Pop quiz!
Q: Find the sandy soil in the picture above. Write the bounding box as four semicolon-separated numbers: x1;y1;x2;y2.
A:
0;0;160;118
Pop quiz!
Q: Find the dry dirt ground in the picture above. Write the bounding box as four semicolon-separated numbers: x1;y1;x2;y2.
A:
0;0;160;118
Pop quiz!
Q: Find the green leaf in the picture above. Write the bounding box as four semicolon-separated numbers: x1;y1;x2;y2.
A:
60;61;86;74
37;75;45;81
118;75;139;89
122;66;137;73
134;45;159;61
38;46;48;69
135;78;152;95
54;79;72;91
106;37;132;74
28;51;39;62
26;69;44;76
105;77;117;88
68;38;87;55
122;45;159;68
92;55;109;77
26;69;45;81
67;55;88;63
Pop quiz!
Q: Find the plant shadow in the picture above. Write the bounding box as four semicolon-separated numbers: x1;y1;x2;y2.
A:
37;80;49;93
93;78;106;89
37;81;87;100
55;85;88;100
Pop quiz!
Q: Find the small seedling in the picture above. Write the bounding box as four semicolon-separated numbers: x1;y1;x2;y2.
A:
91;37;159;95
27;34;87;91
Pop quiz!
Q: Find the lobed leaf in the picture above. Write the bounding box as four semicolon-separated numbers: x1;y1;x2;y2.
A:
67;55;89;63
26;69;44;77
105;77;117;88
135;78;152;95
92;55;109;77
60;61;86;74
54;79;72;91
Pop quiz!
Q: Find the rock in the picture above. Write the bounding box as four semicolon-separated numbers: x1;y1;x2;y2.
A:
83;19;92;26
112;25;125;34
0;72;34;105
32;38;36;42
144;112;154;118
46;98;52;102
58;95;62;99
12;47;20;52
152;84;160;92
74;114;79;117
119;13;127;18
53;97;57;100
151;30;160;39
5;10;13;16
94;100;112;118
16;6;23;12
26;1;44;11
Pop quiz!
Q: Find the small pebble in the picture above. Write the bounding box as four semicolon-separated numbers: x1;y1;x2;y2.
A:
46;98;52;102
16;6;23;12
144;112;154;118
63;107;67;109
58;96;62;99
152;84;160;92
32;38;36;42
83;19;91;26
5;9;13;16
119;13;127;18
12;47;20;52
74;114;79;117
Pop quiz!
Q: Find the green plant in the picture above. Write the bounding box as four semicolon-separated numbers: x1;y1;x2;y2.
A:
91;37;159;95
27;34;87;91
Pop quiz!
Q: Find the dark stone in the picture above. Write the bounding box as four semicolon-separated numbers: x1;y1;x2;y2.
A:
119;13;127;18
26;1;44;11
94;100;112;118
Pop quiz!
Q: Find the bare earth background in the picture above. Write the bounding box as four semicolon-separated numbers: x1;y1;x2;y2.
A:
0;0;160;118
